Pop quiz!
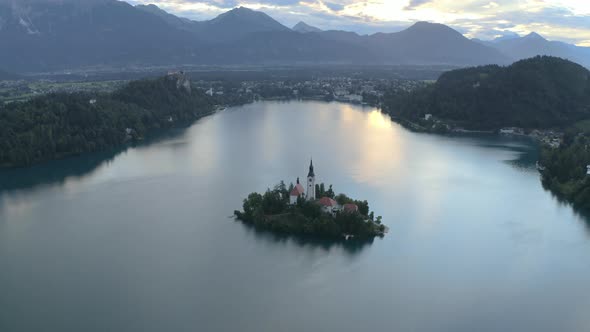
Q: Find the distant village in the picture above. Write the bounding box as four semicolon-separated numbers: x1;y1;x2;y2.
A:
1;74;425;109
416;113;564;149
194;76;424;108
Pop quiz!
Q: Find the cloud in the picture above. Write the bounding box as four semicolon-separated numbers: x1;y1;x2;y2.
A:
405;0;434;10
127;0;590;45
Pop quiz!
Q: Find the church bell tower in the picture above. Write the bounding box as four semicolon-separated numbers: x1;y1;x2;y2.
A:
307;159;316;201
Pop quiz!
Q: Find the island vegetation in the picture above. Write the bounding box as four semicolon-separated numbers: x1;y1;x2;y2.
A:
234;182;386;241
0;73;214;168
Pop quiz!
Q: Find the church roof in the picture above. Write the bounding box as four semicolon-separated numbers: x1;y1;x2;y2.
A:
308;159;315;177
290;183;305;196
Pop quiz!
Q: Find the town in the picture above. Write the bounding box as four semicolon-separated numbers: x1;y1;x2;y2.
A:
1;68;430;107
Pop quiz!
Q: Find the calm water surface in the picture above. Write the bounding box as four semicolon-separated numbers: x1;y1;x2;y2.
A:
1;101;590;332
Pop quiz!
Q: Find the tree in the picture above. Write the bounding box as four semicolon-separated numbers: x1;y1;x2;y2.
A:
326;185;335;199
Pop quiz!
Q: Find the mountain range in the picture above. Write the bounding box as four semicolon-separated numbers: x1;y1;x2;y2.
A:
0;0;588;73
474;32;590;68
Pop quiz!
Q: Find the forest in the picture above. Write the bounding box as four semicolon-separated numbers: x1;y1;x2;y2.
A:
540;124;590;211
383;56;590;130
0;74;214;167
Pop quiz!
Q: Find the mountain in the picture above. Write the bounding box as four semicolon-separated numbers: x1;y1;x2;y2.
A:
136;5;289;42
385;56;590;130
495;32;569;59
293;21;322;33
0;2;514;71
368;22;512;66
197;7;290;42
492;31;520;42
487;32;590;68
0;0;196;71
201;29;374;65
135;4;197;32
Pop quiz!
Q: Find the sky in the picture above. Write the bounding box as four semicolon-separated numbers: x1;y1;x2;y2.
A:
127;0;590;46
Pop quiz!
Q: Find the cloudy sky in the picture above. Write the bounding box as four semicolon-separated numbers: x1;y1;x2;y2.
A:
127;0;590;46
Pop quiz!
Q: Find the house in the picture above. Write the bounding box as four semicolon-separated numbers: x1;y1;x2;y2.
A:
343;203;359;213
318;197;338;214
290;178;306;205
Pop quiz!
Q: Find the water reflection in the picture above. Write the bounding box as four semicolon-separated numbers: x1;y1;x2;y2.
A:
0;149;120;193
541;181;590;231
236;219;376;256
0;127;191;194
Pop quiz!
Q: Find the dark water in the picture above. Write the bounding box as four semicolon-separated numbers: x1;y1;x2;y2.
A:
1;101;590;332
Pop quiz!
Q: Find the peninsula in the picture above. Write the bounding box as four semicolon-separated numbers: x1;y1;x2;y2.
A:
234;160;387;240
0;72;214;168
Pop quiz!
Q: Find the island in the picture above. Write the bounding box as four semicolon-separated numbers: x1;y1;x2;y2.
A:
234;160;387;240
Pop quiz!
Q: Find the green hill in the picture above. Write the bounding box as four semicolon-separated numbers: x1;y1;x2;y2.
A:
0;74;214;168
385;56;590;130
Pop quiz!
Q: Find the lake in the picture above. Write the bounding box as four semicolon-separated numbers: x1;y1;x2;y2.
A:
1;101;590;332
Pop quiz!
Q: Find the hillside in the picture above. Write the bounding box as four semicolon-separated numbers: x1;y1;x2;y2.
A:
0;73;214;167
384;56;590;130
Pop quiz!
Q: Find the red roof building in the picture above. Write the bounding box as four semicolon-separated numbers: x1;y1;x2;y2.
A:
290;183;305;197
318;197;337;207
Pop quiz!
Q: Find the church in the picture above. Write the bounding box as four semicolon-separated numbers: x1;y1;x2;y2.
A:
290;160;316;204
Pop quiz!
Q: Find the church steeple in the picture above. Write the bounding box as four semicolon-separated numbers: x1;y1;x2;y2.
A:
306;159;316;201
